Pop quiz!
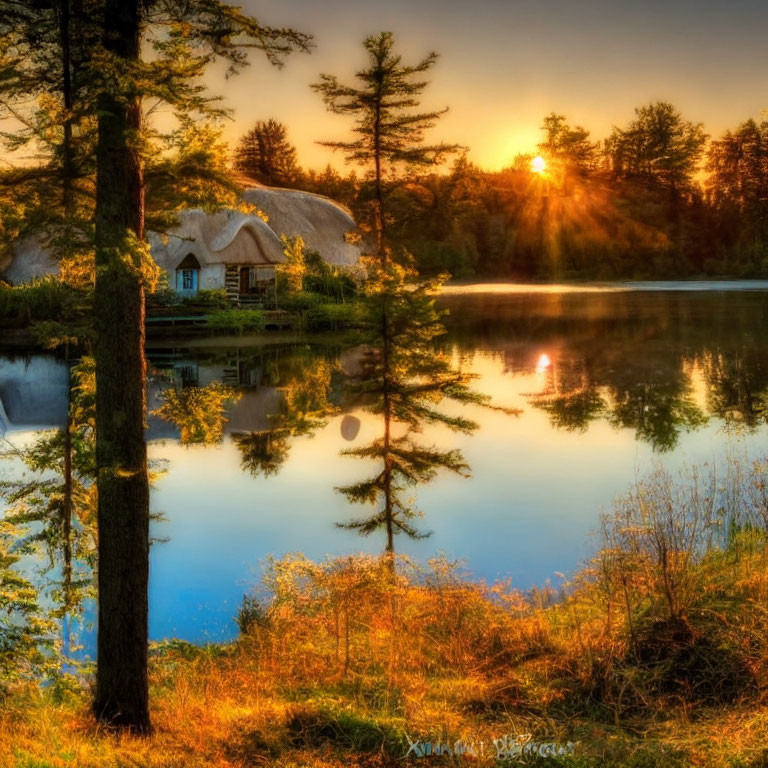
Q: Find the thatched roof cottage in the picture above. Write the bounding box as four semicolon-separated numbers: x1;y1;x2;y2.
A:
1;186;362;304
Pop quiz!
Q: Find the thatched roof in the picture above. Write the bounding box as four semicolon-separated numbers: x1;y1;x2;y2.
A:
149;209;287;273
243;186;361;268
1;186;362;284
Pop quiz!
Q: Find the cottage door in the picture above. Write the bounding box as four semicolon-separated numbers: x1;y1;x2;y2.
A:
239;267;250;295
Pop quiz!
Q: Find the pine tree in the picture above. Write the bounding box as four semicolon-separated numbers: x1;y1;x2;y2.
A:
336;260;490;553
312;31;460;258
0;0;310;732
89;0;310;732
90;0;152;731
234;118;300;187
313;32;499;558
0;0;100;281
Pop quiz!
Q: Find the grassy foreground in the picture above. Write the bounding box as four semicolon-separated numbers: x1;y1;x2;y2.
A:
5;461;768;767
4;653;768;768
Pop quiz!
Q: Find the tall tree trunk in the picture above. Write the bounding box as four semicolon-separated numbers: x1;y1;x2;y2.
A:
373;81;385;262
92;0;151;733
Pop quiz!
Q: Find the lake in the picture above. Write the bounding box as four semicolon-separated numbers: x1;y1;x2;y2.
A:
2;282;768;649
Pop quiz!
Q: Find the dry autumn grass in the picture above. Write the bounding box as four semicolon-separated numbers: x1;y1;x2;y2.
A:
4;460;768;767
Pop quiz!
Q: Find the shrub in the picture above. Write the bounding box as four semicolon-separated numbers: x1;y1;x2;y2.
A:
303;302;364;331
236;595;269;636
277;291;326;313
304;270;359;302
182;289;230;310
631;614;756;706
205;308;265;334
0;278;77;324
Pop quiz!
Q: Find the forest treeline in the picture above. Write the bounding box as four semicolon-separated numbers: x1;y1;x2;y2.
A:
235;104;768;280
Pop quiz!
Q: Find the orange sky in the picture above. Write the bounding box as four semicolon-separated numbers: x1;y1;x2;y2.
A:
2;1;767;172
191;0;768;172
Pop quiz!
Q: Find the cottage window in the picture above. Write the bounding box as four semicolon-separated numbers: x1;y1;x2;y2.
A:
176;254;201;294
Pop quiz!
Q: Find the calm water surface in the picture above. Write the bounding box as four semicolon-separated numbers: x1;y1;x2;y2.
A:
2;283;768;647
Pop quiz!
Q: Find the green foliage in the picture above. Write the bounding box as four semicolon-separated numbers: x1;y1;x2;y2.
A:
181;289;230;310
336;260;504;549
205;308;266;334
0;279;83;325
277;291;327;313
276;289;363;331
280;235;307;293
276;237;359;303
145;121;249;229
153;382;240;445
304;273;359;302
303;302;364;331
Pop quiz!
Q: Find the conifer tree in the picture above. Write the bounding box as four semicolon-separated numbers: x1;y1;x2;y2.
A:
312;31;459;257
89;0;310;732
336;260;489;552
0;0;99;279
234;118;300;187
0;0;310;732
314;33;503;557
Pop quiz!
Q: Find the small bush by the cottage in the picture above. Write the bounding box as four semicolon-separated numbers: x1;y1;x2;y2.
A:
206;308;265;334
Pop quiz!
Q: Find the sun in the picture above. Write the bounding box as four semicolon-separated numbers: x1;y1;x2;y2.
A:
531;155;547;174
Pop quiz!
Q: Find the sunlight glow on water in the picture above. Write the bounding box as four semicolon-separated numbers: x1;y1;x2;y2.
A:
441;280;768;295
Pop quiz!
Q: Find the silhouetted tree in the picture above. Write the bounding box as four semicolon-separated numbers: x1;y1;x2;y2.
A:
234;119;300;187
605;102;707;191
707;119;768;264
539;113;598;188
312;31;460;258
